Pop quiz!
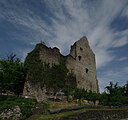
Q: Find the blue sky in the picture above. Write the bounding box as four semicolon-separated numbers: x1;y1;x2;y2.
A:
0;0;128;92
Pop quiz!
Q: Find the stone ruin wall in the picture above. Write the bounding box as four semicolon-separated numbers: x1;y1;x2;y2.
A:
23;79;47;102
23;44;62;102
39;44;61;66
66;37;98;92
23;36;99;102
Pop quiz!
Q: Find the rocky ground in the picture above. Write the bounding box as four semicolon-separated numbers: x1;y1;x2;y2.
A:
0;106;22;120
53;110;128;120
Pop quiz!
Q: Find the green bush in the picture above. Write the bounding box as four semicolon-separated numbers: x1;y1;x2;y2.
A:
0;96;37;118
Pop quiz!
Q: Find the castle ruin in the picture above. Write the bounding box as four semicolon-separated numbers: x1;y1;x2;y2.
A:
23;36;99;102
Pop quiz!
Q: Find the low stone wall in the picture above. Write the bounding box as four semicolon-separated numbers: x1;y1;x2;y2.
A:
55;110;128;120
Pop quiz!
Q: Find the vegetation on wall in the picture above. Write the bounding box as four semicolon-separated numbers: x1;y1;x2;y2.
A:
24;44;76;95
0;48;128;107
23;45;128;106
24;44;44;83
64;72;77;101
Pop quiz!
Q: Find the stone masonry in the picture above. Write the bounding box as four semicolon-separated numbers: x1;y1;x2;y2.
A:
23;36;99;101
66;36;98;92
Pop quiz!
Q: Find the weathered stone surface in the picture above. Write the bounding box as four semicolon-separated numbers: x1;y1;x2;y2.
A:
66;36;98;92
23;36;99;101
0;106;22;120
23;80;47;102
54;110;128;120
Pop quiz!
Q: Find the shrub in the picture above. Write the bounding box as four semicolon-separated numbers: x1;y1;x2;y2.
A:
0;96;37;118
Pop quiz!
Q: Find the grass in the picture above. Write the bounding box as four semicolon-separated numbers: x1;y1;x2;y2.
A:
48;101;79;109
0;96;37;118
1;97;128;120
29;108;87;120
30;108;128;120
28;101;128;120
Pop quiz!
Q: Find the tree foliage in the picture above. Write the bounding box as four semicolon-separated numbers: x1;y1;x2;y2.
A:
0;53;26;96
63;72;76;101
100;81;128;106
73;88;99;104
24;46;76;95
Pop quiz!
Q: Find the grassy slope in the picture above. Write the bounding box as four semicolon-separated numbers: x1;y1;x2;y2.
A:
0;96;37;118
28;101;128;120
30;108;128;120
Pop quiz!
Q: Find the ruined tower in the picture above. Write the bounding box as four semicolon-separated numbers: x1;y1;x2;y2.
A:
23;36;99;101
66;36;98;92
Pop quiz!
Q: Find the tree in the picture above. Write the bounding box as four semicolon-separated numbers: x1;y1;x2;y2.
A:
100;81;128;106
124;81;128;96
74;88;83;104
0;53;26;96
73;88;100;105
0;69;3;95
64;72;76;101
46;64;68;93
105;81;114;95
87;90;99;104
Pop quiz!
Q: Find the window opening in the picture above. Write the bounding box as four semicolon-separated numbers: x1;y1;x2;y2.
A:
86;68;88;73
80;47;83;51
78;56;81;61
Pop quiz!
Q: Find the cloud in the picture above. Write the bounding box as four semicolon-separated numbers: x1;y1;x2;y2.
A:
43;0;128;68
112;29;128;47
121;5;128;18
0;0;127;69
0;0;128;93
0;0;54;41
116;57;128;61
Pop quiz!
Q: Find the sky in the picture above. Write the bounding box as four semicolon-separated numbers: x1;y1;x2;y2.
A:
0;0;128;92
